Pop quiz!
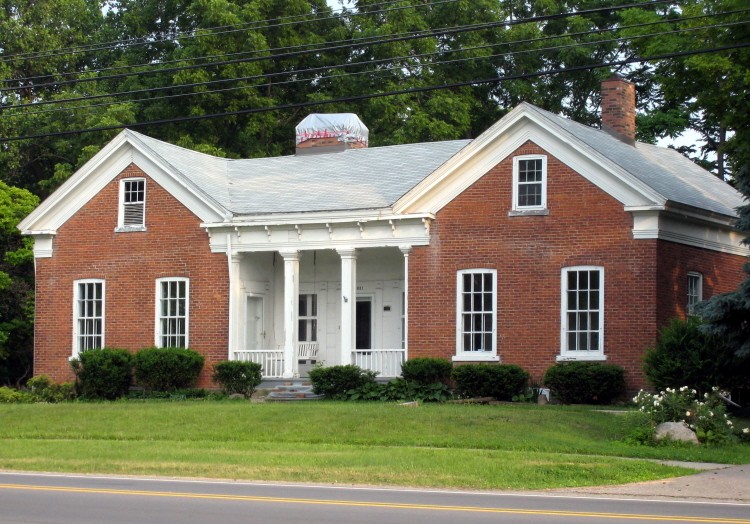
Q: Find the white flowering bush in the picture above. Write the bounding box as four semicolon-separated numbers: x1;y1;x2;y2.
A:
632;386;750;445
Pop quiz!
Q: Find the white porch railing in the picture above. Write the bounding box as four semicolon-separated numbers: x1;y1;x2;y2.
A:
234;350;284;378
352;349;405;377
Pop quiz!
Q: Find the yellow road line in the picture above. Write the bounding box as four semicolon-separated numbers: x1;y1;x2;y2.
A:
0;483;747;523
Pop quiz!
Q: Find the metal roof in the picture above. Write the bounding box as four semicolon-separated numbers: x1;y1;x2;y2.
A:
523;104;744;217
128;103;744;219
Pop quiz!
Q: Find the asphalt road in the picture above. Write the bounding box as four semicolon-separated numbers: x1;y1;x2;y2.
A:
1;472;749;524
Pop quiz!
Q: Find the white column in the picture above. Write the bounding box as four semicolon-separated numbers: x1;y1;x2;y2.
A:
280;250;300;378
337;248;358;366
399;245;411;357
226;235;242;360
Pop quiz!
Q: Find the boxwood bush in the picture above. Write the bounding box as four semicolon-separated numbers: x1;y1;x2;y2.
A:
308;364;377;400
400;357;452;385
133;347;204;392
71;348;133;400
543;361;625;404
451;364;529;400
212;360;263;398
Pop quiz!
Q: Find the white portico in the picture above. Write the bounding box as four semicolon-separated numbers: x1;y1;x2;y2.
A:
205;212;429;377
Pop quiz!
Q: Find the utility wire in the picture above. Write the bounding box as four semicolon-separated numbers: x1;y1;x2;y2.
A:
0;0;675;94
1;42;746;143
4;17;744;118
0;0;421;64
5;5;740;104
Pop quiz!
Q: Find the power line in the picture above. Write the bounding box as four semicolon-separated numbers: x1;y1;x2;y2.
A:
0;0;674;94
0;0;460;82
0;0;417;64
2;42;746;143
4;17;744;119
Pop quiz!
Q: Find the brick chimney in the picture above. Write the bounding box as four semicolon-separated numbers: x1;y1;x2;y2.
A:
295;113;368;155
600;75;636;146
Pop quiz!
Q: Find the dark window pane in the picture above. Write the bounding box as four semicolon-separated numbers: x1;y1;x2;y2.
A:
590;270;600;289
589;291;599;309
567;291;577;310
579;292;588;309
590;332;599;350
578;332;588;351
579;271;589;289
568;332;577;351
568;272;577;290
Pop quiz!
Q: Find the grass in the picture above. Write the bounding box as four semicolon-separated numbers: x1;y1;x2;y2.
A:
1;401;748;490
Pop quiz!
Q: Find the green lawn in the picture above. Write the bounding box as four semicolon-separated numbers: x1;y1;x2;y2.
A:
1;401;748;490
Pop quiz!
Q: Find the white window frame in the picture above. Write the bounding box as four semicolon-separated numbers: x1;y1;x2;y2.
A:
116;177;146;231
454;269;499;362
512;155;547;212
687;272;703;316
559;266;605;361
155;277;189;348
298;293;318;342
72;279;105;358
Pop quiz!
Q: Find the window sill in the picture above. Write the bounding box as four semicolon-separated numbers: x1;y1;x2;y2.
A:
556;353;607;362
452;354;500;362
508;209;549;217
114;226;147;233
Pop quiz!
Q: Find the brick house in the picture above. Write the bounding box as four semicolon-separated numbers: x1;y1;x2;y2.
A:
18;78;748;391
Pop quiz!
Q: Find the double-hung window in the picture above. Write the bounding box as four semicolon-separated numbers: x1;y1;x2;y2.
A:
512;155;547;212
455;269;498;361
118;178;146;230
687;272;703;316
298;294;317;342
156;278;189;348
73;279;105;357
560;267;604;360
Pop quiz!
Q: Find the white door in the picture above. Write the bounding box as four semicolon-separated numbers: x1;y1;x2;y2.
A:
245;296;265;350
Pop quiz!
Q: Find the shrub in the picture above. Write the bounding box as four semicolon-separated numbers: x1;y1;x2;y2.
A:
400;358;452;386
644;317;748;394
308;364;377;400
0;386;33;403
632;387;750;445
543;361;625;404
212;360;263;398
346;378;451;403
27;375;76;403
71;348;133;400
451;364;529;400
133;347;205;392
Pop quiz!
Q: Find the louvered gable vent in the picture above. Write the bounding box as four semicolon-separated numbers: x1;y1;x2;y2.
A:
122;179;145;227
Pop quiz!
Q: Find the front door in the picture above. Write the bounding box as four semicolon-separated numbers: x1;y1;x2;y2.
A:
245;295;264;349
356;297;372;350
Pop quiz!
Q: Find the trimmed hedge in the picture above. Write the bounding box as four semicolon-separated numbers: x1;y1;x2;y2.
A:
451;364;529;400
133;347;204;392
400;358;452;385
71;348;133;400
543;361;625;404
212;360;263;398
308;364;377;400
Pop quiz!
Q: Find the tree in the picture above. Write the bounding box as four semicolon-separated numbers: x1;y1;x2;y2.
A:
695;151;750;359
0;180;38;385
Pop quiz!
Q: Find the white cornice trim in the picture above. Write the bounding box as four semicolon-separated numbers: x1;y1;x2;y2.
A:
393;105;665;215
202;210;434;228
18;130;229;236
631;208;748;256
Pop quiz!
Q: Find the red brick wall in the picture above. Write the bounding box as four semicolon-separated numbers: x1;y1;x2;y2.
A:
656;241;745;328
34;164;229;387
410;141;661;391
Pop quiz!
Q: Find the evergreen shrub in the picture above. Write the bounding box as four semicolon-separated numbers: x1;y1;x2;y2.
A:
133;347;204;392
400;357;452;385
71;348;133;400
543;361;625;404
308;364;377;400
212;360;263;398
644;316;747;394
451;364;529;400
